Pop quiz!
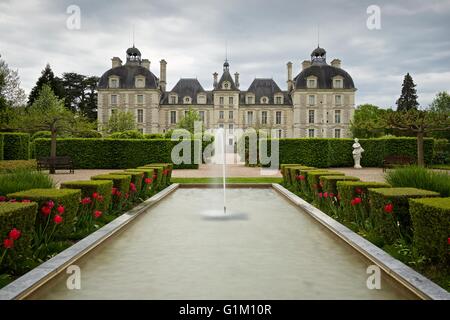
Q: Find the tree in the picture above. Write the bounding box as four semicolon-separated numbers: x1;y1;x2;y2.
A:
384;109;450;166
104;111;136;133
61;72;99;120
27;64;64;106
430;91;450;113
350;104;388;138
176;107;203;134
0;54;26;108
10;85;93;173
396;73;419;111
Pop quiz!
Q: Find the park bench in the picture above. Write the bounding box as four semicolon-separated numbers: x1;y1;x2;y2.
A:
37;156;74;174
382;155;415;172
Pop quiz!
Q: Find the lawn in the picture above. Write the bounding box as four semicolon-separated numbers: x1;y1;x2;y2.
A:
171;177;282;184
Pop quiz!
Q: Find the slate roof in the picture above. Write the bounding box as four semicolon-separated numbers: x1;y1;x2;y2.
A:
98;65;159;89
161;78;213;104
216;69;238;91
294;64;355;90
240;78;291;105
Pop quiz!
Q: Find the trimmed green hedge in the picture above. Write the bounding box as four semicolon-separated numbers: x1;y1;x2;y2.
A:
297;167;323;201
251;137;435;168
34;138;200;169
0;133;30;160
0;160;37;173
320;176;360;195
0;202;37;271
280;164;300;185
307;170;345;194
409;197;450;265
125;168;158;195
110;172;143;195
137;166;164;188
7;189;81;239
91;174;131;194
60;180;113;212
0;135;3;160
368;187;439;244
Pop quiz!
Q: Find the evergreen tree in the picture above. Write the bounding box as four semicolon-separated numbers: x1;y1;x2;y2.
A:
0;54;26;107
27;64;64;106
61;72;99;120
396;73;419;111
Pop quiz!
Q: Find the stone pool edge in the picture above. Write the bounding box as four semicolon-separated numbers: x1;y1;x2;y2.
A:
272;183;450;300
0;183;180;300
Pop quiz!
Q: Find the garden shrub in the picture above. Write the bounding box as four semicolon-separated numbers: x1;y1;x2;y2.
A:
91;174;131;194
31;131;52;141
385;165;450;197
280;164;299;185
137;166;165;188
307;170;345;195
142;163;173;186
288;166;315;191
0;133;30;160
7;188;81;239
278;139;330;167
60;180;113;212
0;168;54;196
0;135;3;160
368;187;439;244
72;130;103;138
320;176;360;195
125;168;158;195
109;130;144;139
0;202;37;272
34;138;200;169
144;133;165;139
297;167;323;200
409;197;450;265
110;172;143;196
0;160;37;173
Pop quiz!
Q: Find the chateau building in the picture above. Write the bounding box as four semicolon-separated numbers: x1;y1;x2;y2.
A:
97;46;356;142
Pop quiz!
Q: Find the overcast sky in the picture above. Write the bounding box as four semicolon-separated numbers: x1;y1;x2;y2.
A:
0;0;449;108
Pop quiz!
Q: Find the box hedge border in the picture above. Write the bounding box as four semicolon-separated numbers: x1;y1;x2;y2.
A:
0;133;30;160
60;180;113;212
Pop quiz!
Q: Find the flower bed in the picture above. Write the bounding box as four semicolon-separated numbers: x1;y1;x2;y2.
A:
60;180;113;212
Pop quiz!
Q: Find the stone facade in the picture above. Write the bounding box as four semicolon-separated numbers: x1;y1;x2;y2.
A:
97;46;356;140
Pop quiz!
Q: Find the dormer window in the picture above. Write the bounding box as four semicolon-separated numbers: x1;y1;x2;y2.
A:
197;94;206;104
169;94;178;104
109;77;119;88
246;95;254;104
135;77;145;88
275;95;283;104
183;96;192;104
261;96;269;104
307;77;317;88
222;81;230;90
333;77;343;89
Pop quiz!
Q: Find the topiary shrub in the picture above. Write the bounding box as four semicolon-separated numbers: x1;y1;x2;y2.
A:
280;164;299;185
125;168;158;196
91;174;131;194
137;166;165;188
109;172;143;198
0;202;37;272
297;167;322;201
409;197;450;265
60;180;113;212
307;170;345;195
142;163;173;186
288;166;315;192
7;188;81;239
368;187;439;244
320;176;360;196
0;133;30;160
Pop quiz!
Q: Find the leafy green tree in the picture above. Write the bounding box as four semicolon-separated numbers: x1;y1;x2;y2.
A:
350;104;388;138
429;91;450;141
396;73;419;111
176;107;203;134
27;64;64;106
104;111;136;133
0;55;26;108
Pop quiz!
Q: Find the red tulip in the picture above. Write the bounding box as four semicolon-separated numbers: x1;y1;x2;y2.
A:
81;197;92;205
299;175;305;181
125;192;129;199
21;199;31;203
384;203;394;213
145;178;152;184
41;206;51;216
111;187;118;195
57;205;65;214
116;191;122;197
94;210;102;218
92;192;99;199
329;193;334;198
323;192;328;198
318;192;323;198
54;215;63;224
0;196;6;202
130;183;137;192
355;188;363;195
47;200;55;209
3;238;13;249
8;228;21;240
9;199;17;203
152;174;157;180
351;197;362;206
97;195;104;202
295;175;301;181
448;237;450;245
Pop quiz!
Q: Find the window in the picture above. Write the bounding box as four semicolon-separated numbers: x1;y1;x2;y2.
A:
308;129;315;138
223;82;229;89
334;79;343;89
247;96;254;104
308;110;315;124
170;96;177;104
198;95;206;104
276;111;282;125
261;111;267;124
247;111;253;125
170;111;177;124
229;124;234;133
219;97;224;105
261;97;268;104
276;96;282;104
277;129;282;138
110;79;118;88
335;129;341;138
110;95;117;105
308;95;315;106
335;95;342;105
184;96;191;104
229;111;233;119
229;97;233;105
199;111;205;122
137;109;144;123
137;95;144;104
219;111;224;119
335;110;341;124
307;79;316;88
218;124;224;129
136;78;144;88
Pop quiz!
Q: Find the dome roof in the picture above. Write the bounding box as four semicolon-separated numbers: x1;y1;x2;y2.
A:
126;46;141;57
98;65;159;89
294;64;355;89
311;46;326;57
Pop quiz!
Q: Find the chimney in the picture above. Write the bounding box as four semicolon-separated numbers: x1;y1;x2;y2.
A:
331;59;341;68
213;72;218;88
159;59;167;92
141;59;150;70
287;61;293;91
234;72;240;88
302;60;311;70
111;57;122;68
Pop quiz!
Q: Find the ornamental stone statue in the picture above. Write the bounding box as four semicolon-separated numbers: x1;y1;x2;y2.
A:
352;138;364;169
